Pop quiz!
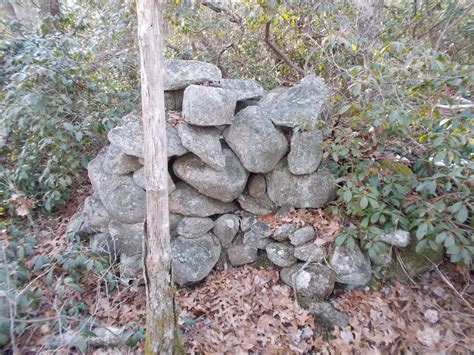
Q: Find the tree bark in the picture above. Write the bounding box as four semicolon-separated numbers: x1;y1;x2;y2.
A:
137;1;175;354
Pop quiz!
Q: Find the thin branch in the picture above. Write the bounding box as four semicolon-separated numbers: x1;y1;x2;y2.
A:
264;22;305;77
201;1;241;25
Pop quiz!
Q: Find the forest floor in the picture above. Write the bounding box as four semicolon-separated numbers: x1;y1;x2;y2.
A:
11;182;474;354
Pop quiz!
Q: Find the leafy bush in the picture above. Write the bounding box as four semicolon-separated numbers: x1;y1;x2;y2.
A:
1;6;138;212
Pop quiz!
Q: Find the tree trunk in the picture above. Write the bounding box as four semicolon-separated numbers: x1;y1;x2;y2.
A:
137;1;175;354
353;0;384;42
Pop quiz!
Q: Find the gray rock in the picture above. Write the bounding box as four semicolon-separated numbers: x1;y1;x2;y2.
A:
107;119;143;158
166;122;189;157
260;75;328;128
66;209;90;237
370;250;392;266
243;231;270;250
251;221;272;238
177;122;225;171
266;242;297;267
223;106;288;173
266;159;337;208
237;192;275;215
280;263;336;304
102;145;142;175
173;149;248;202
248;174;266;198
289;226;316;246
213;214;240;248
219;78;265;101
308;302;349;329
273;223;297;242
171;233;221;285
236;99;260;113
294;243;325;262
88;152;146;224
82;194;111;231
169;182;237;217
176;217;214;238
132;167;176;193
227;244;258;266
378;229;411;247
164;60;222;90
258;87;290;107
164;90;184;111
288;128;323;175
330;244;372;286
240;213;257;232
108;119;187;159
108;220;144;256
169;213;183;237
119;254;142;285
182;85;236;126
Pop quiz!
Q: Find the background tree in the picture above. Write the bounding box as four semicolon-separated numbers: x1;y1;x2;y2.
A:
137;0;176;353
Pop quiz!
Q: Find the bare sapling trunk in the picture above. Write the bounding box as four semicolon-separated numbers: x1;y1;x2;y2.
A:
137;1;176;353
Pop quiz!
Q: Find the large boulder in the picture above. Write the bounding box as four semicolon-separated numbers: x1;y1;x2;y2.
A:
288;127;323;175
219;78;265;101
108;220;144;256
224;106;288;173
329;244;372;286
132;167;176;193
171;233;221;285
108;119;187;159
182;85;236;126
266;159;337;208
280;263;336;305
164;60;222;91
102;145;142;175
88;152;146;224
82;194;111;232
176;217;214;239
177;122;225;171
259;75;328;128
237;192;275;215
169;182;237;217
173;149;248;202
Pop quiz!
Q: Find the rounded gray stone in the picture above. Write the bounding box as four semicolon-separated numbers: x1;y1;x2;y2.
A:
259;75;328;128
177;122;225;171
294;243;325;262
266;242;297;267
102;145;142;175
329;244;372;286
177;217;214;238
237;192;275;215
164;60;222;91
280;263;335;302
251;221;272;238
82;194;111;232
108;220;144;256
266;159;337;208
182;85;236;126
173;149;248;202
243;231;270;250
288;128;323;175
171;233;221;286
248;174;267;198
289;226;316;246
272;223;297;242
213;214;240;248
223;106;288;173
227;244;258;266
169;182;237;217
219;78;265;101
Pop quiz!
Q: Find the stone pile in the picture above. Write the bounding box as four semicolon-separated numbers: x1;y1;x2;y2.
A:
68;60;443;316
